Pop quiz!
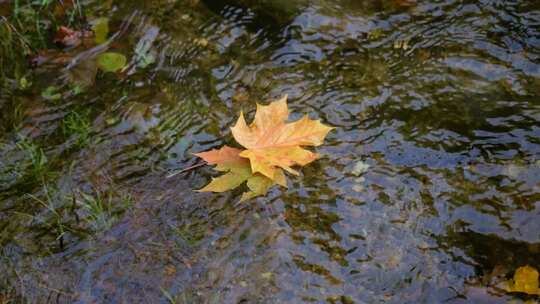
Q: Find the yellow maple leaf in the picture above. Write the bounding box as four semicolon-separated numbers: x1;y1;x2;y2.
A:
195;146;284;201
505;265;540;296
231;95;333;181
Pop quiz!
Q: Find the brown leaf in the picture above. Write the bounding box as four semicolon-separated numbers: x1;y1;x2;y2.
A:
54;26;82;48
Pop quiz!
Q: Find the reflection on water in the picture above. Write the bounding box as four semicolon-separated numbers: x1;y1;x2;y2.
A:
1;0;540;303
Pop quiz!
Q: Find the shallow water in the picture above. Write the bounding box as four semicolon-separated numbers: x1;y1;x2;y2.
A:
1;0;540;303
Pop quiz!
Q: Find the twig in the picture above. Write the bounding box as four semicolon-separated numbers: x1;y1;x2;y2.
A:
13;267;25;301
36;282;75;297
166;162;205;178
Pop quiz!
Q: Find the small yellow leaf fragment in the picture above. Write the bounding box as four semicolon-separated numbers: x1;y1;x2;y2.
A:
506;265;540;295
240;175;274;202
197;168;250;192
164;265;176;276
261;272;273;279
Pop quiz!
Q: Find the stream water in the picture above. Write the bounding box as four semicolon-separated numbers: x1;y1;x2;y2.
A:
1;0;540;303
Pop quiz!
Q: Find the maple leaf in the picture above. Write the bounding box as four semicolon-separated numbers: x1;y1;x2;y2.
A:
195;146;285;201
195;96;333;201
231;95;333;181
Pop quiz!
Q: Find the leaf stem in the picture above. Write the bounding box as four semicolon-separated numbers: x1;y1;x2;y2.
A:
166;162;206;178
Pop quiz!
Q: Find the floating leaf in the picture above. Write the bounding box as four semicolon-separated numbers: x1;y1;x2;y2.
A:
231;95;333;181
53;0;74;17
195;96;333;201
92;17;109;44
195;146;278;201
97;52;126;72
505;265;540;295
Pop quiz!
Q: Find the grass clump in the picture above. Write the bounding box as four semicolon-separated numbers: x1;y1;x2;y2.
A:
18;183;133;252
73;189;132;233
15;136;49;180
62;110;92;148
25;184;69;248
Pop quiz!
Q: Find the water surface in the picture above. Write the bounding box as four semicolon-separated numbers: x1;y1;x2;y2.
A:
1;0;540;303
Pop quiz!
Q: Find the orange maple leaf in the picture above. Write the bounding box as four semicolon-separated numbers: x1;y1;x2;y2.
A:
195;96;333;201
231;95;333;181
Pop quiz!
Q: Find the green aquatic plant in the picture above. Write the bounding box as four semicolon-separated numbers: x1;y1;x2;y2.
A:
16;137;48;179
25;184;69;248
41;86;62;101
0;16;32;91
160;287;178;304
74;189;132;233
172;220;206;246
0;273;18;304
1;101;25;133
62;110;91;147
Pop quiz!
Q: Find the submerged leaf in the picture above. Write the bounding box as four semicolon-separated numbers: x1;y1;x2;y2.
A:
394;0;417;7
97;52;126;73
66;59;98;88
92;17;109;45
505;265;540;295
